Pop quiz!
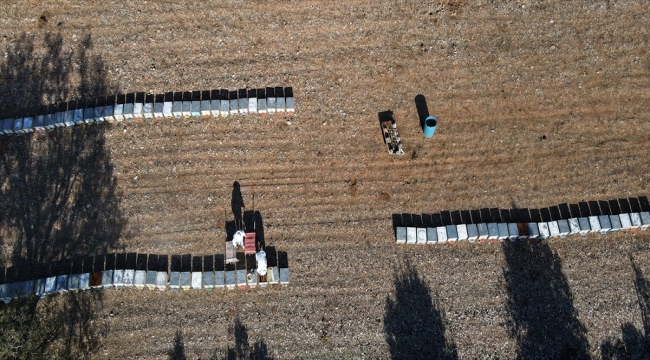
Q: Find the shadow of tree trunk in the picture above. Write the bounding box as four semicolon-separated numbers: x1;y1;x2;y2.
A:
169;330;187;360
384;257;457;360
600;255;650;359
0;32;122;357
212;317;273;360
502;242;590;359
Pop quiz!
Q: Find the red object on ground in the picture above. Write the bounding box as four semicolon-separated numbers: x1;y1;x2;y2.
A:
245;232;256;255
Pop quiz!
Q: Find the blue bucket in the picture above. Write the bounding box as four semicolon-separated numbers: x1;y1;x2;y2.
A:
424;116;437;138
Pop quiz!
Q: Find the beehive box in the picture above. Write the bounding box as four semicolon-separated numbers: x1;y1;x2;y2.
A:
557;220;570;237
203;272;214;290
104;102;115;122
238;90;248;115
22;117;33;132
134;93;144;120
236;269;247;289
201;90;211;118
578;217;591;234
113;269;124;289
446;225;458;243
134;270;146;288
467;224;478;242
74;108;84;125
12;118;24;133
182;92;192;118
229;99;239;116
123;270;135;287
276;96;285;113
210;90;220;117
156;272;168;291
145;271;157;290
436;226;448;244
507;223;519;241
10;282;23;298
90;272;103;288
68;274;80;291
280;268;290;286
191;91;201;117
55;275;67;293
619;213;632;230
640;212;650;230
180;272;191;290
172;92;183;118
497;223;509;241
538;222;550;239
268;267;280;285
23;280;34;296
416;228;427;244
215;271;225;289
427;227;438;244
101;271;113;288
477;223;489;241
630;213;642;229
123;94;135;121
395;227;406;244
598;215;612;233
258;98;267;115
247;270;258;288
487;223;499;241
79;273;90;291
191;272;202;289
144;94;155;120
517;223;529;240
568;218;580;234
34;115;46;130
220;93;230;116
83;106;95;124
154;94;164;119
589;216;601;233
114;101;124;121
609;215;622;231
457;224;468;241
406;227;416;244
34;278;46;296
1;119;12;134
547;221;560;238
248;89;258;114
45;114;55;129
163;92;174;118
0;284;10;302
45;276;57;294
225;271;236;289
169;272;180;290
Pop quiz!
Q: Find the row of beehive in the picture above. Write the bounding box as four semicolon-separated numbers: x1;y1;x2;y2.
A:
0;264;289;304
0;87;295;136
396;211;650;244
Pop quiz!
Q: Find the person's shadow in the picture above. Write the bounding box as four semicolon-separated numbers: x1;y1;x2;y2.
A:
231;181;244;230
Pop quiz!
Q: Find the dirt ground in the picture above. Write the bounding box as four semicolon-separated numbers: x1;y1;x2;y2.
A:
1;0;650;358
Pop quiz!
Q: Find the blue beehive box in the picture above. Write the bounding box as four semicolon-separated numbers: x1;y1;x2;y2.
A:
2;118;14;134
21;117;33;133
236;269;247;289
145;271;157;290
13;118;24;134
123;93;135;121
557;220;570;237
280;268;290;286
527;223;540;238
155;272;167;291
154;94;164;119
609;215;622;232
225;270;235;289
23;280;34;296
83;106;95;124
220;91;230;116
79;273;90;291
68;274;80;291
101;270;113;288
203;272;214;290
74;108;84;125
426;227;438;244
436;226;447;244
487;223;499;241
640;212;650;230
133;93;144;120
467;224;478;242
578;217;591;234
508;223;519;241
201;90;211;118
57;275;69;293
191;91;201;117
144;93;154;120
446;225;458;243
214;271;225;289
619;213;632;230
180;272;191;290
134;270;146;289
497;223;509;241
45;114;55;130
477;223;489;241
34;278;46;297
169;272;180;290
182;92;192;118
598;215;612;234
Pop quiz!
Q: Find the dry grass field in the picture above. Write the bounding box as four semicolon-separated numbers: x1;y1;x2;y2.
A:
1;0;650;358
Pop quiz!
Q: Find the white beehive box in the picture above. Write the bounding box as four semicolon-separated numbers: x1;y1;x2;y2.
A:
457;224;468;241
609;215;622;232
267;96;276;114
163;102;173;118
276;97;285;113
67;274;80;291
416;228;427;244
578;217;591;234
395;227;406;244
214;271;225;289
247;270;258;288
134;94;144;120
436;226;448;244
203;272;214;290
589;216;601;233
640;212;650;230
630;213;642;229
123;270;135;287
548;221;560;238
248;97;257;114
79;273;90;291
467;224;478;242
406;227;416;244
427;227;438;244
286;97;295;114
145;271;157;290
180;272;191;290
477;223;489;241
191;272;202;289
156;272;168;291
134;270;146;288
280;268;290;286
169;272;180;290
487;223;499;241
538;222;550;239
508;223;519;241
113;270;124;289
568;218;580;234
619;213;632;230
267;267;279;285
598;215;612;234
258;98;267;115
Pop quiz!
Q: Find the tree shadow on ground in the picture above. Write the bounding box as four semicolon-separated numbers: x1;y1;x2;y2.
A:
384;258;457;360
600;256;650;359
0;32;124;266
502;241;590;359
0;32;119;357
0;291;105;359
212;317;273;360
169;330;187;360
231;181;244;231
